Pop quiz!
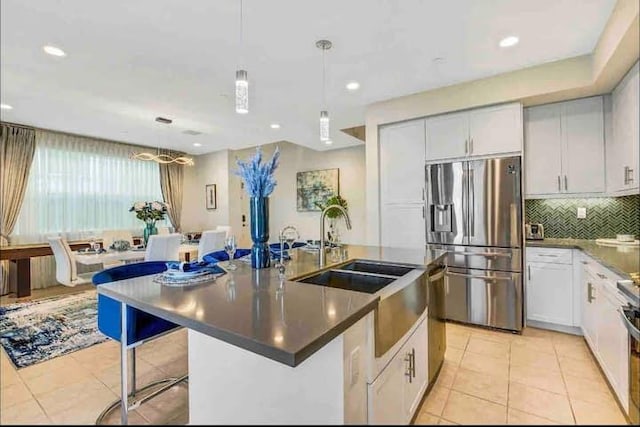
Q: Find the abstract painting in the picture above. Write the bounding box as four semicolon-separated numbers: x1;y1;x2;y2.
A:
296;168;339;211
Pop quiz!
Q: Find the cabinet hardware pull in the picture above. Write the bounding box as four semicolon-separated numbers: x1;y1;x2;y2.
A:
581;261;588;265
411;348;416;378
587;282;595;303
446;271;513;281
422;206;425;219
465;139;469;155
470;138;473;154
538;254;558;257
627;167;635;184
596;273;607;280
527;265;531;281
624;166;629;185
557;176;561;191
564;175;568;191
405;352;413;383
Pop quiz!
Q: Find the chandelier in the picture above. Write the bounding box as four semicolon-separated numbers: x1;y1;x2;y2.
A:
130;151;194;166
316;39;332;142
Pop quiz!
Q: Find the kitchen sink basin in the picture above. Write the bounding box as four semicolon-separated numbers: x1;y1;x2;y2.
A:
296;270;396;294
337;260;414;277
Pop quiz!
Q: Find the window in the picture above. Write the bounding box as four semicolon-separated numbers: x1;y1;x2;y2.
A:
12;130;165;244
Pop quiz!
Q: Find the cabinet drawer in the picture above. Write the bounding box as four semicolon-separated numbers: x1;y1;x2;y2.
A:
526;247;572;264
579;257;624;285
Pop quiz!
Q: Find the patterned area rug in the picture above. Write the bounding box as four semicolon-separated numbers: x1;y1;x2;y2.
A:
0;290;108;368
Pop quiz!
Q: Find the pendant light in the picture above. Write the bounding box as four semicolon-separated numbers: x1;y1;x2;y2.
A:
235;0;248;114
316;39;332;142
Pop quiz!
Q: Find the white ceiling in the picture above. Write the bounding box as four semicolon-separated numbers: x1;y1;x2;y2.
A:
0;0;615;154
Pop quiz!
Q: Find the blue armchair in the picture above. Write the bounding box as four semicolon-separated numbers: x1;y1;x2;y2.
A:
92;261;187;425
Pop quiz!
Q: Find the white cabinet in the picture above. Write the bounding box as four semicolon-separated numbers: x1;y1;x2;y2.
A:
379;120;426;249
368;318;428;425
425;112;468;161
608;61;639;194
425;102;522;162
380;120;426;204
597;283;630;411
524;96;605;197
580;262;599;348
526;261;573;326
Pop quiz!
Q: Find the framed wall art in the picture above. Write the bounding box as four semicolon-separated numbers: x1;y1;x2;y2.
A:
296;168;339;211
205;184;217;210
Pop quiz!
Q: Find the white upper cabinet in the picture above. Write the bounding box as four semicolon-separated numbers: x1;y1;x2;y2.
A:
468;103;523;156
425;102;522;162
524;104;563;195
425;111;468;161
608;61;639;194
379;119;426;204
562;97;605;193
524;96;605;197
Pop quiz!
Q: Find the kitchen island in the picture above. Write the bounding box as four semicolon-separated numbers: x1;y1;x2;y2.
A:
96;244;446;424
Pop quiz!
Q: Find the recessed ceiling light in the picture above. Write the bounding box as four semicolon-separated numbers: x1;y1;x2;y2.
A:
193;143;202;147
499;36;519;48
43;45;66;57
0;104;13;110
270;123;281;129
325;139;333;145
346;81;360;91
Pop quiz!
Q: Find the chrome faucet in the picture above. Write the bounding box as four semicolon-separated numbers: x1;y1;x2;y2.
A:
319;205;352;267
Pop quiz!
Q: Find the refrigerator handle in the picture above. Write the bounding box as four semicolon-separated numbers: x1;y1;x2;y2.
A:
468;167;475;238
462;168;468;238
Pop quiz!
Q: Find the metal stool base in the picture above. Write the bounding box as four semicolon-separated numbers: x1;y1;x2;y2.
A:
95;375;188;425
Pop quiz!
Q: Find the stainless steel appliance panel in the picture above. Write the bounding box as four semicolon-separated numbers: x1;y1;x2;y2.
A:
426;162;466;246
429;244;521;273
621;306;640;425
468;157;522;248
445;267;523;331
427;266;446;384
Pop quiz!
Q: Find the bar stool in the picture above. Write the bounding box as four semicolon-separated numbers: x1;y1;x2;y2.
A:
92;261;188;425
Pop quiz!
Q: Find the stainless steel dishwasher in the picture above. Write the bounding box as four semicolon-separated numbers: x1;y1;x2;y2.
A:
427;265;446;383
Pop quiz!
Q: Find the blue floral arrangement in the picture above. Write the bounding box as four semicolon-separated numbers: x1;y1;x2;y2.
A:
235;146;280;197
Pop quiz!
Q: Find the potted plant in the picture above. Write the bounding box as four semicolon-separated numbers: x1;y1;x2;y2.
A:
129;201;169;246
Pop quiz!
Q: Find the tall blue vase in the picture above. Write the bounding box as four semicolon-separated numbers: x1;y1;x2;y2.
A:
250;197;270;269
143;221;158;247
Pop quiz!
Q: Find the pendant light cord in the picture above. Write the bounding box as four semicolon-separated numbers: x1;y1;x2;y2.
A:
239;0;244;68
322;47;326;109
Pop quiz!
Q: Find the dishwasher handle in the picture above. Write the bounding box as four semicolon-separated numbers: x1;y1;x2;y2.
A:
620;307;640;341
446;271;513;281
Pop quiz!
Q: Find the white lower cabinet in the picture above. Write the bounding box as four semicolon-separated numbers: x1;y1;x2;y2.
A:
368;318;428;425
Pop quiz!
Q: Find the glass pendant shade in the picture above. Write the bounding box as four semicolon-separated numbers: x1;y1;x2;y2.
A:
319;110;330;141
235;69;249;114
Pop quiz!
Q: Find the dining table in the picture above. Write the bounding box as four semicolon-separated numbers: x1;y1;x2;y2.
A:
74;243;200;266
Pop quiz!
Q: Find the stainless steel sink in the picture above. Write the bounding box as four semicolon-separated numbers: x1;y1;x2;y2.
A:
337;260;414;277
296;269;397;294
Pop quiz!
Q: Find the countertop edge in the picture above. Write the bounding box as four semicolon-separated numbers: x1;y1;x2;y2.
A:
97;285;379;367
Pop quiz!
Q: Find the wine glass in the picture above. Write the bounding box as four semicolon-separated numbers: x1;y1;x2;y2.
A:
282;228;300;260
224;235;238;270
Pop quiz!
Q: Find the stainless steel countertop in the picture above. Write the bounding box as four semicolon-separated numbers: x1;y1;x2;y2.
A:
526;238;639;305
96;244;446;367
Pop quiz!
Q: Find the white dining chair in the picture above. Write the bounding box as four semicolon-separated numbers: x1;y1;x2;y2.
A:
215;225;232;239
144;234;182;261
48;237;94;286
157;226;170;235
101;229;134;250
198;230;227;261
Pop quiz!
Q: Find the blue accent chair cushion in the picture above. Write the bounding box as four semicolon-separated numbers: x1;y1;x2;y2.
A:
202;248;251;264
92;261;179;345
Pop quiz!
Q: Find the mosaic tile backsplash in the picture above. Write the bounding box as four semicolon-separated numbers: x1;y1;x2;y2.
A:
525;195;640;240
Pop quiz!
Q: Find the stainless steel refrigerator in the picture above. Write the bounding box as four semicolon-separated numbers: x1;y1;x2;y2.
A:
426;156;523;331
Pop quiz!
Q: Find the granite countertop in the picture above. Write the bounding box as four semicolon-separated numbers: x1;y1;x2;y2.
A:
526;238;639;304
96;244;446;367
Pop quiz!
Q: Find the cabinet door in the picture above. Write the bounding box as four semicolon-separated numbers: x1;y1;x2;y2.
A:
368;352;405;425
524;104;563;196
597;286;630;409
468;103;522;156
403;319;428;421
526;262;573;326
380;204;425;249
425;111;468;161
380;120;426;204
611;61;639;192
561;97;605;194
581;266;599;350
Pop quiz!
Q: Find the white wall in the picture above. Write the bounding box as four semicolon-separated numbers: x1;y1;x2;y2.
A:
181;149;230;233
228;141;366;247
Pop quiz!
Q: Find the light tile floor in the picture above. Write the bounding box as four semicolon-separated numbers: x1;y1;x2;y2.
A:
414;322;629;425
0;318;629;425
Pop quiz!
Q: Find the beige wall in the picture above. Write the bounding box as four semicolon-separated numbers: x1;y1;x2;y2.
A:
364;0;639;244
181;149;230;233
228;142;366;247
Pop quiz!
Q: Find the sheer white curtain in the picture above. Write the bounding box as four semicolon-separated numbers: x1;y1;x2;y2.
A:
11;130;165;288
